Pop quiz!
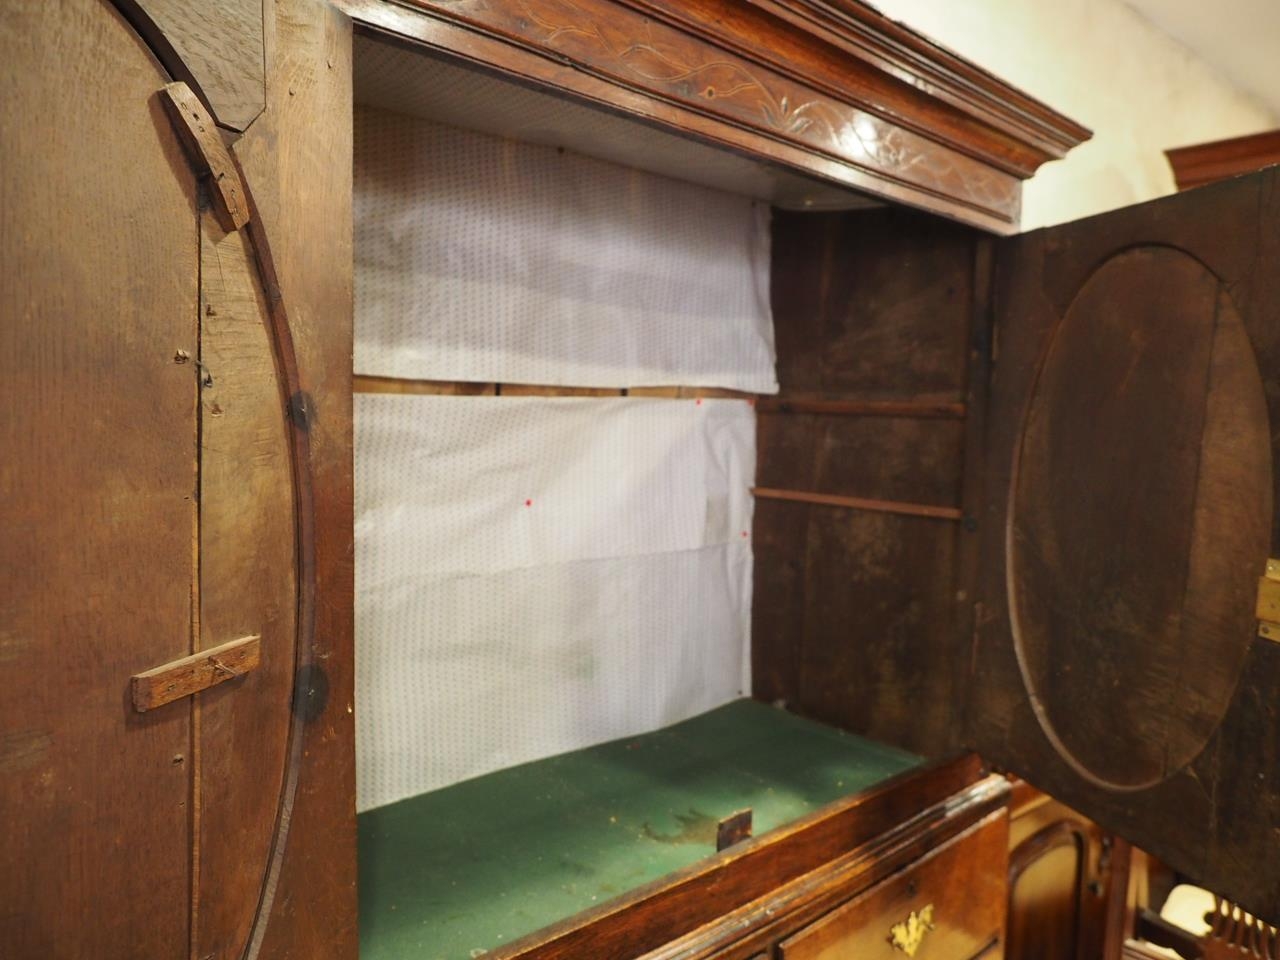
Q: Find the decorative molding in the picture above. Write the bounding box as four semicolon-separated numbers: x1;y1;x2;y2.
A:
342;0;1091;231
631;0;1089;175
1204;896;1279;960
1166;130;1280;192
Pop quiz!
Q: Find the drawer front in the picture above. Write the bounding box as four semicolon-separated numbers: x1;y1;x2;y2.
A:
778;810;1008;960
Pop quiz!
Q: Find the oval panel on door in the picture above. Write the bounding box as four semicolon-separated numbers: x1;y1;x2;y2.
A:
1009;246;1273;791
193;208;300;960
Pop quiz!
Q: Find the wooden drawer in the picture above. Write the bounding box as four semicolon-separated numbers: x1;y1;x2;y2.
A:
778;810;1008;960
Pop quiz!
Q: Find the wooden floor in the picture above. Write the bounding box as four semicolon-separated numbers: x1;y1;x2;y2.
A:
357;699;922;959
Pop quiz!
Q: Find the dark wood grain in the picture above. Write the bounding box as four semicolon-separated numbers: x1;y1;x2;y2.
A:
772;208;976;400
756;397;966;418
815;415;964;508
797;506;962;756
755;206;982;757
132;635;261;711
1008;247;1268;790
0;0;200;954
752;499;811;708
973;166;1280;923
756;414;964;507
115;0;266;130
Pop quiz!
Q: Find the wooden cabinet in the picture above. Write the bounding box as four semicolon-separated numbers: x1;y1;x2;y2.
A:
1006;781;1117;960
779;812;1007;960
4;0;1280;958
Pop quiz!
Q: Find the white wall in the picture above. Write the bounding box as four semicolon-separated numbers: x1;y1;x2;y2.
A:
871;0;1278;228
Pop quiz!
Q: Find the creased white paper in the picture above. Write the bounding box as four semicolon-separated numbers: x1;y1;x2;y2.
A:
355;395;755;811
354;106;778;392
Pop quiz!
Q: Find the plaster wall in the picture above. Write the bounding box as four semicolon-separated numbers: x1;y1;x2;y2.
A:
872;0;1279;227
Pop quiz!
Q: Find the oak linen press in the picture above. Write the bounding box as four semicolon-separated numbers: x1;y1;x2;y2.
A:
2;1;1279;958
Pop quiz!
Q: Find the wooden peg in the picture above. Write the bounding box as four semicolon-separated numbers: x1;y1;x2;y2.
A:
131;635;261;711
158;81;250;232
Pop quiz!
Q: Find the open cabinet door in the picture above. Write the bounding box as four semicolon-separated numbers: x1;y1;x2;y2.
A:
1;1;354;957
971;166;1280;920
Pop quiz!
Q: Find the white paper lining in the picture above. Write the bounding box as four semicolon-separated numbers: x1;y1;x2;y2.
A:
355;396;755;811
354;106;778;392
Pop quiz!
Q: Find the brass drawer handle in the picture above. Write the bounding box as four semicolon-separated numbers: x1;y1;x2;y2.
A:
131;634;261;711
889;903;935;957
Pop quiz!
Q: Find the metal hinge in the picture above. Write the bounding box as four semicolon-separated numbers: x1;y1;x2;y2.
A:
1256;559;1280;642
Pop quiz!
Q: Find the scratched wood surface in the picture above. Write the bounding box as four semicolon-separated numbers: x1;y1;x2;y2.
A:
973;167;1280;922
159;82;251;230
753;207;982;758
193;211;300;960
232;0;359;954
0;0;200;955
131;634;261;711
117;0;266;130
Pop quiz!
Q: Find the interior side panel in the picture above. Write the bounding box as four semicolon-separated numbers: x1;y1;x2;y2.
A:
753;208;985;757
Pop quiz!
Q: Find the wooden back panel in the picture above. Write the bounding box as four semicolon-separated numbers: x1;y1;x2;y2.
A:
753;206;986;758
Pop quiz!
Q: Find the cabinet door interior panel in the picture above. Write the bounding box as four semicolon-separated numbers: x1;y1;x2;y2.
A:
974;167;1280;921
193;212;299;960
0;0;200;955
229;1;358;955
117;0;266;130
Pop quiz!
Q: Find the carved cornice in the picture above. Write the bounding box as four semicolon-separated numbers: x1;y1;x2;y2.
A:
342;0;1091;231
745;0;1091;171
1165;129;1280;192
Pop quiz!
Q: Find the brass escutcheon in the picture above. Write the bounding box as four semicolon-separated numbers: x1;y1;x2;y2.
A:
889;903;935;957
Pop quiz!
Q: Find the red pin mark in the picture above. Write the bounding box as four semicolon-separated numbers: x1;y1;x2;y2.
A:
525;499;533;507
